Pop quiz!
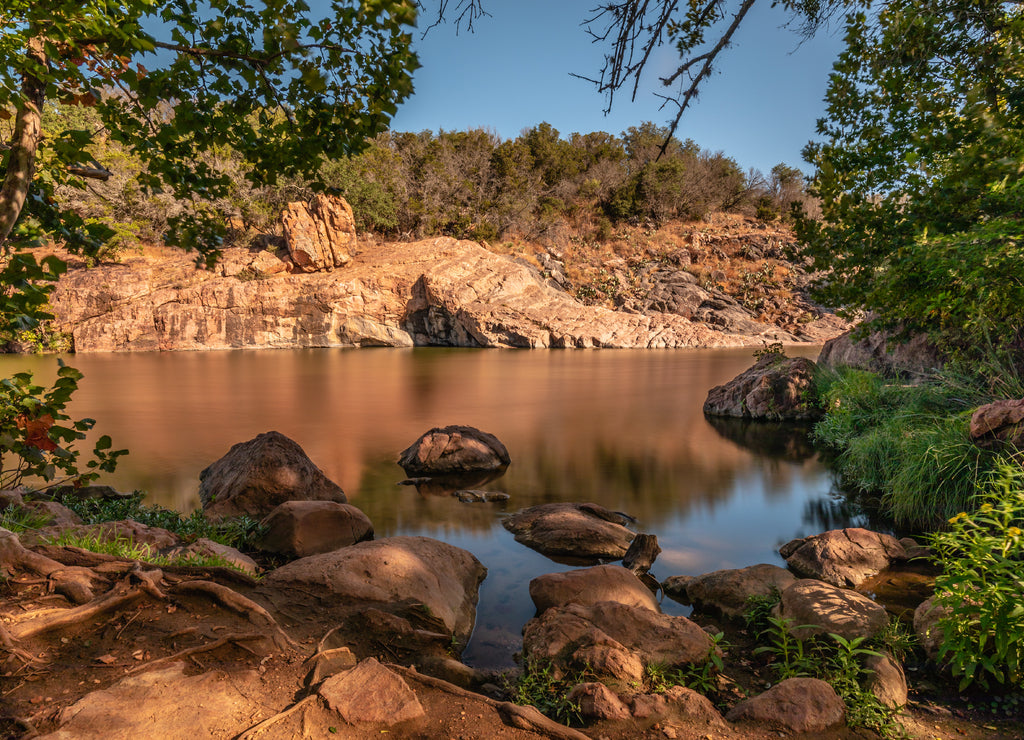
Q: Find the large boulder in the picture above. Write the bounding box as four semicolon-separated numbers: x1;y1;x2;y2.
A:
257;500;373;558
522;601;714;684
259;536;486;642
780;528;907;588
281;194;357;272
775;579;889;641
38;663;260;740
529;565;659;615
666;563;797;618
703;353;822;421
398;425;510;477
502;502;634;560
818;326;944;379
970;398;1024;451
725;677;846;734
199;431;346;520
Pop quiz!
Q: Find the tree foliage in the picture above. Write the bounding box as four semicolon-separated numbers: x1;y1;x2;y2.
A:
796;0;1024;355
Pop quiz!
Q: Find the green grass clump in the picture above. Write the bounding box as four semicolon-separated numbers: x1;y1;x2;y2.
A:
47;530;249;573
811;352;1022;528
0;505;58;532
62;492;264;549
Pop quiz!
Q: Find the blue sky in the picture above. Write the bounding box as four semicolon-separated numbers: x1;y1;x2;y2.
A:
390;1;847;175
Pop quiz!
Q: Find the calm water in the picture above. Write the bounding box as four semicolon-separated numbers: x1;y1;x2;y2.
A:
1;347;864;668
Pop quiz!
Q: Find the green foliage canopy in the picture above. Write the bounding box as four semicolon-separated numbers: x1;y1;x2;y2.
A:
797;0;1024;354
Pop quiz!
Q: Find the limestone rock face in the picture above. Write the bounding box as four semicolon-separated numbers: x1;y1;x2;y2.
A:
259;536;486;642
397;425;510;476
780;528;907;588
50;238;780;353
257;500;373;558
672;563;797;618
703;354;821;421
529;565;659;615
199;431;346;520
282;194;357;272
776;579;889;640
502;502;635;560
970;398;1024;450
522;601;714;683
726;677;846;734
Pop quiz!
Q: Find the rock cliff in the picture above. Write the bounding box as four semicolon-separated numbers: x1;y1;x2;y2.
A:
49;237;841;352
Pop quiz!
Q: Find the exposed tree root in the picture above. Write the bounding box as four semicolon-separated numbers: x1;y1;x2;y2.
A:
126;632;271;676
173;581;296;650
0;619;37;664
234;694;319;740
387;664;592;740
1;529;104;603
9;583;147;640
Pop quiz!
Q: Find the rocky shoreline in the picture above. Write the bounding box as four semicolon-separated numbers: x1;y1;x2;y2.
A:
0;407;1018;739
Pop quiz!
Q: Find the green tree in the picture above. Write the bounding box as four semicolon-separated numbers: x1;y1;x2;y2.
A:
0;0;419;486
796;0;1024;355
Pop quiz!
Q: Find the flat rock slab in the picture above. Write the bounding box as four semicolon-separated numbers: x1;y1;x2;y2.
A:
38;663;260;739
522;601;713;684
529;564;659;615
257;500;373;558
502;502;635;560
703;354;822;421
726;677;846;734
776;579;889;640
398;425;510;476
668;563;797;618
781;527;907;588
259;535;486;642
319;658;425;725
199;431;346;520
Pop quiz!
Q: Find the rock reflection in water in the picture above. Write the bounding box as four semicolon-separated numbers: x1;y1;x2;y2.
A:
705;416;817;461
0;345;863;670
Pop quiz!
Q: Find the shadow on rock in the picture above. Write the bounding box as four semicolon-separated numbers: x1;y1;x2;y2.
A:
705;415;816;461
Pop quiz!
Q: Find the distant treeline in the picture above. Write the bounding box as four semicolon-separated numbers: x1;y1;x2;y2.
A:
45;106;810;253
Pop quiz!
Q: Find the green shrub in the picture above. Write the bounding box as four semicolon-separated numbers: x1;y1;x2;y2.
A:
929;463;1024;691
0;364;127;491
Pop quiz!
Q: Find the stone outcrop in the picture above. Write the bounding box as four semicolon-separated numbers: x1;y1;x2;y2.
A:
199;431;346;520
780;528;907;588
818;326;944;378
49;238;803;352
775;579;889;640
397;425;510;477
664;563;797;618
281;194;357;272
259;536;486;643
703;353;822;421
529;565;659;615
257;500;373;558
725;677;846;734
522;601;714;684
970;398;1024;450
502;502;635;560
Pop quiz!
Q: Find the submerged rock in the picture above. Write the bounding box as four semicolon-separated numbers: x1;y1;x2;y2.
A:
398;425;510;477
199;431;346;520
502;502;635;560
780;527;907;588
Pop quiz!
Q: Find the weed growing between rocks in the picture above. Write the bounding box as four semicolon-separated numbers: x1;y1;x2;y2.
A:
743;592;908;738
0;506;53;532
61;492;266;549
508;660;594;726
643;632;729;699
930;462;1024;692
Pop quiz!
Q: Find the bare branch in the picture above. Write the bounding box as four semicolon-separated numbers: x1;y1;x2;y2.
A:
418;0;490;38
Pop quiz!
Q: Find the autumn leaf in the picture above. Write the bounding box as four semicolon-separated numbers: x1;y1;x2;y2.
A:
15;414;58;452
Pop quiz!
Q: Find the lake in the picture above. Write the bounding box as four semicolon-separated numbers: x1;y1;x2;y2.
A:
1;346;865;669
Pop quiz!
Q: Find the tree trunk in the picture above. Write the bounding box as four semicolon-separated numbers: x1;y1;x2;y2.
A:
0;36;47;249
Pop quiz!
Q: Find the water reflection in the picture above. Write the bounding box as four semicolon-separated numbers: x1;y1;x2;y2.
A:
0;346;873;669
